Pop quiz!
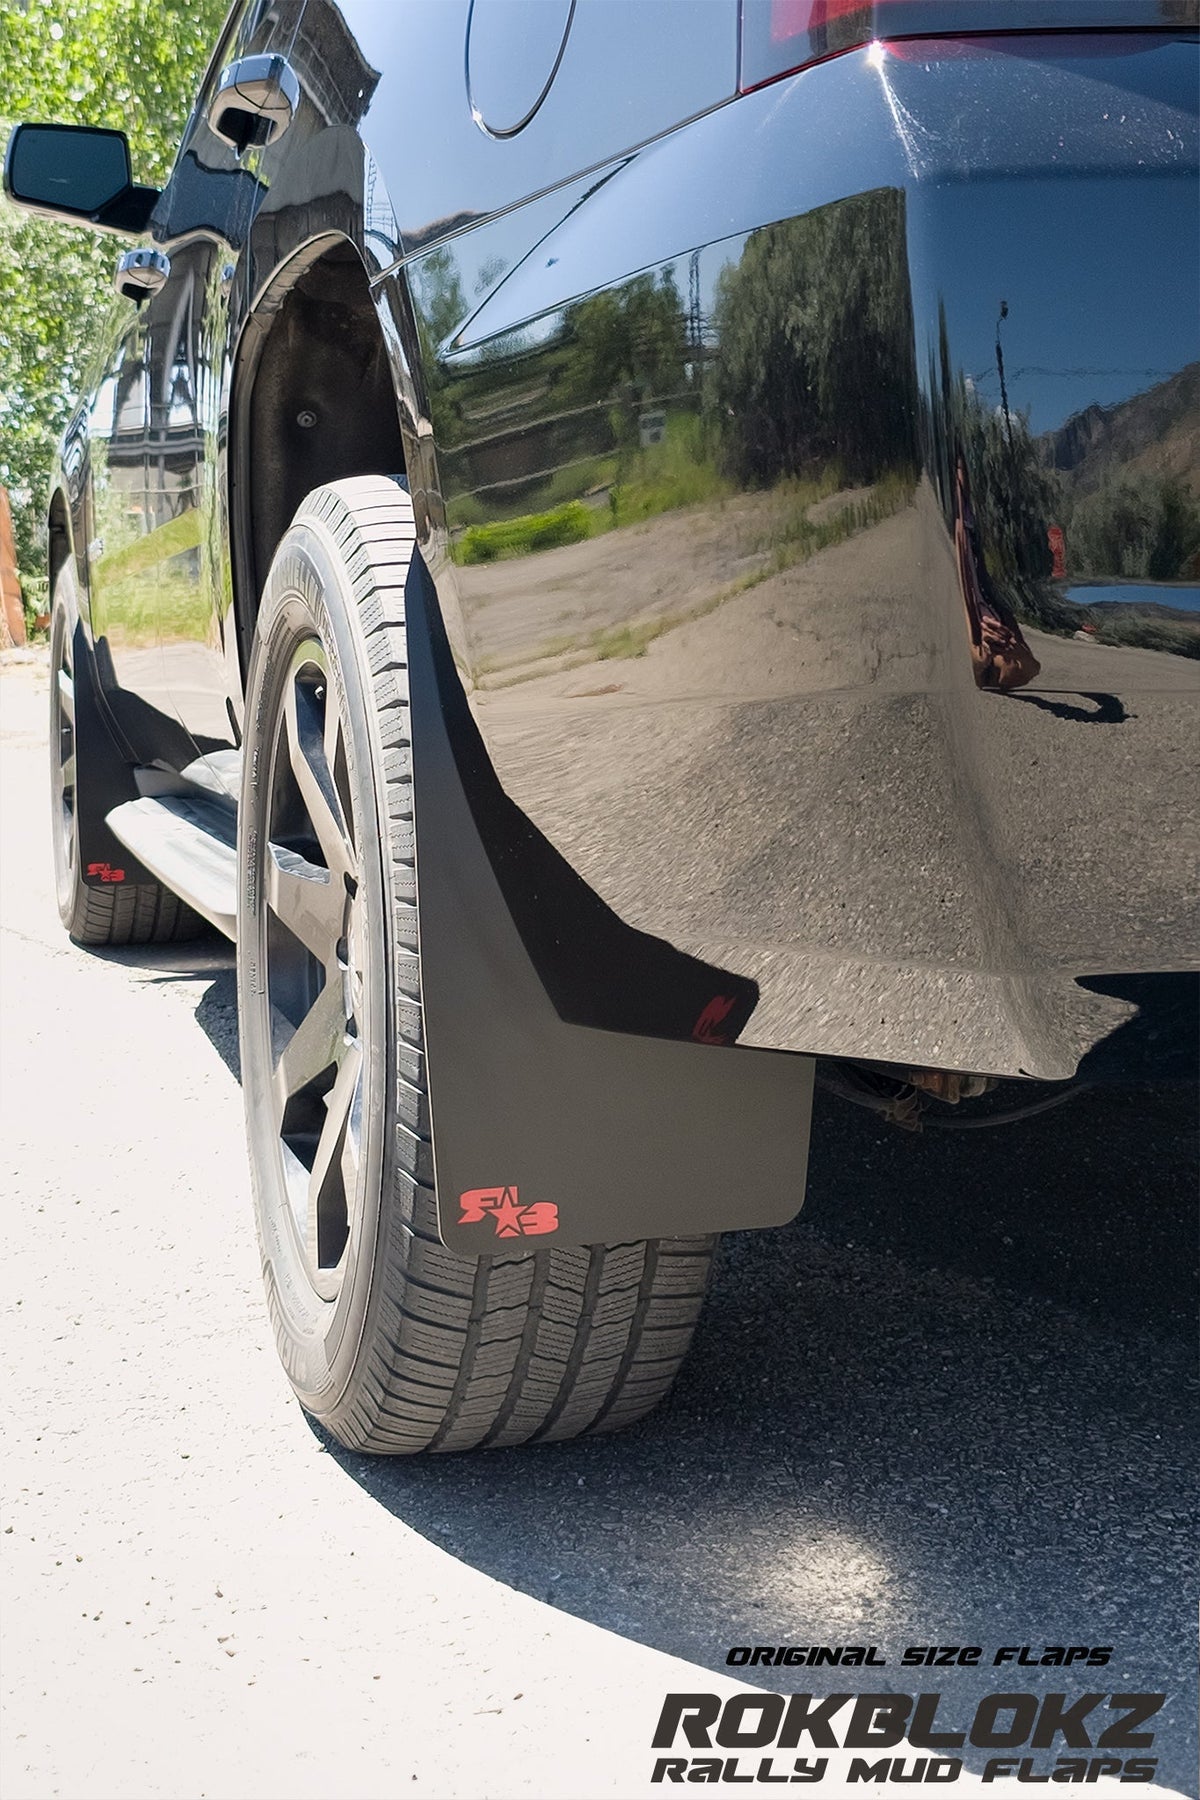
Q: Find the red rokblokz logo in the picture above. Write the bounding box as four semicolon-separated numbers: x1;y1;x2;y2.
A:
458;1186;559;1239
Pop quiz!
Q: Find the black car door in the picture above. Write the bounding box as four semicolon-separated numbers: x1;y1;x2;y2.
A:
142;0;308;770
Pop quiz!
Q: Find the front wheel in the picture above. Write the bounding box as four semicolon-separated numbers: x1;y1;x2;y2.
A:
237;478;715;1453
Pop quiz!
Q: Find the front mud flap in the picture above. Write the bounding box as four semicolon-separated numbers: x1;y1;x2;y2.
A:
405;556;814;1254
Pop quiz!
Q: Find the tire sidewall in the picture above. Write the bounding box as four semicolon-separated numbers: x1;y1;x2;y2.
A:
238;517;395;1412
48;572;81;930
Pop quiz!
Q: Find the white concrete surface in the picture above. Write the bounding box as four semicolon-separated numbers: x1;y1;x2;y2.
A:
1;654;1190;1800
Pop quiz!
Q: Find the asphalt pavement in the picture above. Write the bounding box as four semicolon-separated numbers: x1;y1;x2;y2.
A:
1;651;1196;1800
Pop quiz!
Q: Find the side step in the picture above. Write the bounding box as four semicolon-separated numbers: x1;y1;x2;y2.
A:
106;795;239;940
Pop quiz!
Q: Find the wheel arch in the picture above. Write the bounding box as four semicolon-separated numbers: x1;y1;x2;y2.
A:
228;234;411;678
47;485;73;589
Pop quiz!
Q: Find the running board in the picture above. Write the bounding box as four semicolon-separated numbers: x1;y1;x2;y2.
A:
106;795;239;940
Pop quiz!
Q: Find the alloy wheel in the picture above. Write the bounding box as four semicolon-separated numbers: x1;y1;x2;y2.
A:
259;636;370;1303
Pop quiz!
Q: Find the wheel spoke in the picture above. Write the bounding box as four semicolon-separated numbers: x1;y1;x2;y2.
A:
264;842;343;964
340;1057;364;1206
60;750;77;793
324;687;355;855
273;976;347;1115
57;666;75;725
306;1042;362;1271
284;676;354;877
323;671;342;766
261;635;373;1301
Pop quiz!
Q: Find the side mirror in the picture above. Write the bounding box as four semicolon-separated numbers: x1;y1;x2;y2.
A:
3;123;159;234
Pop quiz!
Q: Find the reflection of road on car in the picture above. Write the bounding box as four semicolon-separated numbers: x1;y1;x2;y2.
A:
5;0;1197;1454
474;477;1198;1077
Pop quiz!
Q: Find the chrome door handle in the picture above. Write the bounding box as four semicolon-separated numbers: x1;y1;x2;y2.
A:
114;247;170;303
209;54;300;153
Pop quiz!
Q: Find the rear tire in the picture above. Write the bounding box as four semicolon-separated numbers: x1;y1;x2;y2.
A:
49;568;204;948
237;477;716;1452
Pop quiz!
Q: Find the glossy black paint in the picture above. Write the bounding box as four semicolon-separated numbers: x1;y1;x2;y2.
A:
36;8;1199;1132
399;28;1200;1082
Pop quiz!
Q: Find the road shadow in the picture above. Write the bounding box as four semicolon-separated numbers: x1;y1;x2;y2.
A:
172;946;1197;1788
1008;690;1128;725
311;1077;1197;1789
83;935;242;1080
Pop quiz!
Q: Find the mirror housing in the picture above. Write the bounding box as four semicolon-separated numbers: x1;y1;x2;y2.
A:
3;123;159;234
113;246;171;305
209;55;300;152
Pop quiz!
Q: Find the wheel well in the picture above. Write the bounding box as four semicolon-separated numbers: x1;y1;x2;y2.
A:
47;490;72;586
233;240;407;660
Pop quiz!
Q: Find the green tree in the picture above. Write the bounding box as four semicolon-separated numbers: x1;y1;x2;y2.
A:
411;245;467;362
1068;474;1200;582
0;0;227;584
710;188;917;487
560;269;688;424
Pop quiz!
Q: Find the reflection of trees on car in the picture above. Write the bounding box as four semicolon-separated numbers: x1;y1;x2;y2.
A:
560;270;688;432
428;263;694;522
411;246;467;373
929;307;1200;655
1068;474;1200;583
710;188;918;488
1042;360;1200;587
0;0;228;588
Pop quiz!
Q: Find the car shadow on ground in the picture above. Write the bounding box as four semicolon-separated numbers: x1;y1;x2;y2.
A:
323;1076;1196;1787
174;949;1197;1790
88;935;244;1081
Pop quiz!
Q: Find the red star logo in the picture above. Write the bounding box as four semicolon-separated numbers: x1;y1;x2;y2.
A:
457;1185;559;1238
489;1191;527;1238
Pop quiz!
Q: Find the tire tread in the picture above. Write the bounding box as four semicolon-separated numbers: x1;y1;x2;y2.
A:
265;478;715;1453
68;875;204;948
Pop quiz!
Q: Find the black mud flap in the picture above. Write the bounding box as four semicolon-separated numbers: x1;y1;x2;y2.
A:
405;555;814;1255
70;620;157;889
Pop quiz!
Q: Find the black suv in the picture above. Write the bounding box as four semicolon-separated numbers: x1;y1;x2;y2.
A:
5;0;1197;1452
